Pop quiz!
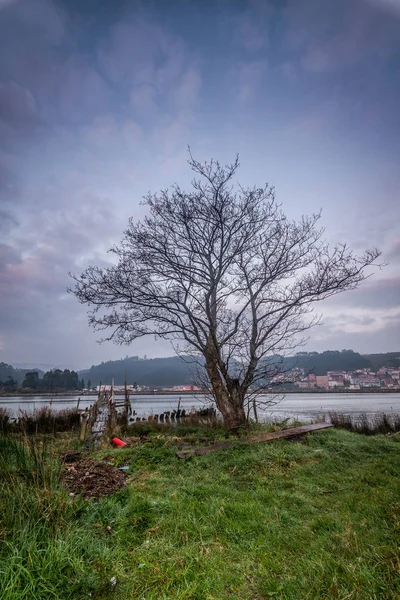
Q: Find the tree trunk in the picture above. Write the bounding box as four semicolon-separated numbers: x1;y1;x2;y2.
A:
205;356;246;429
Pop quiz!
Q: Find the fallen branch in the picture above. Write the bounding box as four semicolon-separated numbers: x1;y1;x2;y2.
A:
176;423;333;458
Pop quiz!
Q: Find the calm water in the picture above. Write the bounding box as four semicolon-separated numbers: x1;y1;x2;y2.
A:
1;392;399;422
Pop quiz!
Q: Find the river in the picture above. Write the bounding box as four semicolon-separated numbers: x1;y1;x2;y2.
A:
1;392;399;422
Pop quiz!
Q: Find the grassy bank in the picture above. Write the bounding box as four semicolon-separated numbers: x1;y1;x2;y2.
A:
0;406;81;436
1;426;399;599
328;411;400;434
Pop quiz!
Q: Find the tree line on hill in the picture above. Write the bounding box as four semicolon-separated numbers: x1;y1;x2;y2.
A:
0;362;44;389
21;369;82;391
78;356;194;387
78;350;400;387
0;365;85;392
1;350;399;392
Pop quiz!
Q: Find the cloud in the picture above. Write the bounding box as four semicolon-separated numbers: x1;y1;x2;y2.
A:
280;62;298;83
319;308;400;334
0;153;20;194
283;0;399;74
222;0;272;53
344;277;400;310
0;0;399;366
98;14;201;125
0;3;112;128
0;208;18;232
233;14;269;53
0;81;44;146
99;17;184;90
0;181;124;353
317;277;400;315
0;0;19;9
5;0;69;44
304;270;400;352
388;239;400;262
230;60;268;104
309;317;400;354
0;184;175;366
365;0;400;17
171;66;201;112
130;83;159;116
0;242;21;268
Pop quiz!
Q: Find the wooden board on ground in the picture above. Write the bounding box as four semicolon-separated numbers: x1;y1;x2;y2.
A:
176;423;333;458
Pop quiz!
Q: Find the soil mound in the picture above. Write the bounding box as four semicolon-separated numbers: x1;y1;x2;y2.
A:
61;454;127;500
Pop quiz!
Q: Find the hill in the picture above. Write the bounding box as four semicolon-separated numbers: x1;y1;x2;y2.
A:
0;362;44;388
287;350;372;375
77;350;399;387
78;356;197;387
364;352;400;371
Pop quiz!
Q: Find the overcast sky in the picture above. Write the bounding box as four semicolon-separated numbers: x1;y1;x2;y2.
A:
0;0;399;369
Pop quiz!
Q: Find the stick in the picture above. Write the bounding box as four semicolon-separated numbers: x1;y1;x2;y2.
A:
176;423;333;458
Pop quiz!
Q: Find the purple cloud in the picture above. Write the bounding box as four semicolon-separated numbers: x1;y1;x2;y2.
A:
0;0;399;365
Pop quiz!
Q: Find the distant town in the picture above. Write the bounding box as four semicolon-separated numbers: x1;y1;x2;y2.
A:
98;367;400;394
93;384;201;393
273;366;400;390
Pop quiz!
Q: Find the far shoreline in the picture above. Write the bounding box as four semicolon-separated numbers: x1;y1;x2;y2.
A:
0;388;399;399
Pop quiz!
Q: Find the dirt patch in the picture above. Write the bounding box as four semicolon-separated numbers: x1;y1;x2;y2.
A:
124;436;151;445
123;435;220;447
61;455;127;500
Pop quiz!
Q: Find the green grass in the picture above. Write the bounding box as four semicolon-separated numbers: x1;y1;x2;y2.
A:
1;428;400;599
0;436;116;599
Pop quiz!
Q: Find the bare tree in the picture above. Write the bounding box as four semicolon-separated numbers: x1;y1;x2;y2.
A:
70;152;381;428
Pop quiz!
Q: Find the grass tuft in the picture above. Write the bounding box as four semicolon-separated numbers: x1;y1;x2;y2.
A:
0;435;117;599
1;406;81;436
328;411;400;434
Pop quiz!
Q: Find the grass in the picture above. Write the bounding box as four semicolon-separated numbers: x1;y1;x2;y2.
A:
0;435;116;599
328;411;400;435
0;406;81;435
1;425;400;599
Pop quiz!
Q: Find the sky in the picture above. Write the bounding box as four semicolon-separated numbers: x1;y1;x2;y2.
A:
0;0;399;369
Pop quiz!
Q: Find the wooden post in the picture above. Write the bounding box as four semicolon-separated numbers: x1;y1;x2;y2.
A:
253;399;259;423
79;413;88;442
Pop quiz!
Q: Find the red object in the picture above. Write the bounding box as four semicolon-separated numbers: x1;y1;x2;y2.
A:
112;437;127;447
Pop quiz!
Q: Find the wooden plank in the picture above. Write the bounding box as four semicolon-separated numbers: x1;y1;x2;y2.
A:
176;423;333;458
